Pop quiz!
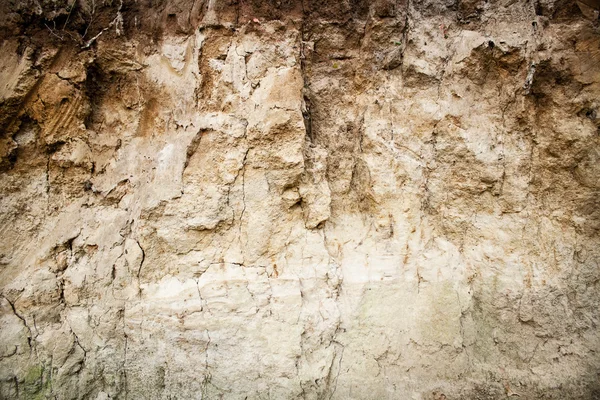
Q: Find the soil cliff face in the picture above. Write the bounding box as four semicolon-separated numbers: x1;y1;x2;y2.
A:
1;0;599;398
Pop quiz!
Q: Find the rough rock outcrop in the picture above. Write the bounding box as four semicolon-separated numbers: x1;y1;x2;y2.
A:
0;0;599;398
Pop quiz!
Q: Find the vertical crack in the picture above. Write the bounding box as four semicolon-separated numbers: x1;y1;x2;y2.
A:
455;289;472;367
123;333;128;400
227;143;249;224
299;8;314;143
238;149;249;242
327;342;344;400
135;239;145;279
184;129;207;172
2;296;32;351
66;320;87;377
195;278;205;311
135;239;145;298
201;328;212;396
45;154;51;212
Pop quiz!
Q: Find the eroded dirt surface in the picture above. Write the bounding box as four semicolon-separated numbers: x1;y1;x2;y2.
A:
0;0;599;398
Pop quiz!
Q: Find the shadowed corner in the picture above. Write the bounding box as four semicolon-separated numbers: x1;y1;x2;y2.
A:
576;0;600;20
